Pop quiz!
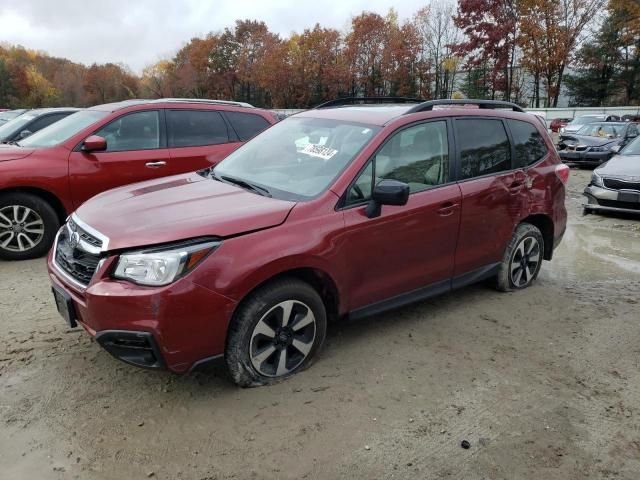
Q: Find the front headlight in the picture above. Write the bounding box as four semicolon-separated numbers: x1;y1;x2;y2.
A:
113;239;220;286
560;127;565;133
590;145;611;152
591;171;604;187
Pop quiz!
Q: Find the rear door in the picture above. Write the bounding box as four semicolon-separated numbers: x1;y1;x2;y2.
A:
166;109;242;172
68;109;171;206
453;117;528;277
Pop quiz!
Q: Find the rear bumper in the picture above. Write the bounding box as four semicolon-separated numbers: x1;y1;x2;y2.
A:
48;253;237;373
583;185;640;214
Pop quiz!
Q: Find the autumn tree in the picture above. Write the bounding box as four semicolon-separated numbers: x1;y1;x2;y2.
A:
414;1;462;99
345;12;389;96
141;60;177;98
454;0;520;101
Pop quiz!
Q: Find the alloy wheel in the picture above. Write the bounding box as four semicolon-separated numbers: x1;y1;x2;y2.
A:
249;300;316;378
510;236;541;288
0;205;45;253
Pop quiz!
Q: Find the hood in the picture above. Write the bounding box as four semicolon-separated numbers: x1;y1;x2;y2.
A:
0;144;35;162
76;173;296;251
596;154;640;177
559;134;619;148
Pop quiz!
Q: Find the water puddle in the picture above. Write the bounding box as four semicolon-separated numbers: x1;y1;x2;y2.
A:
545;222;640;282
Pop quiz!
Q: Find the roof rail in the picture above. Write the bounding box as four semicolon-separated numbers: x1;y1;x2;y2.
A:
314;96;425;109
405;99;525;114
153;98;255;108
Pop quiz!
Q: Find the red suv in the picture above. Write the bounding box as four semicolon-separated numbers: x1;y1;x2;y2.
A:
0;99;277;260
48;98;568;386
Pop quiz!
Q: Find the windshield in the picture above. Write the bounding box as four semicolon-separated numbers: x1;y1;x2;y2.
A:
213;117;379;200
19;110;108;148
621;136;640;155
0;113;37;140
577;123;626;138
570;116;605;126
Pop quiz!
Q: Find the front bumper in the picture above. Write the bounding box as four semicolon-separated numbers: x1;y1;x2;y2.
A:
583;185;640;214
48;252;237;373
559;150;612;166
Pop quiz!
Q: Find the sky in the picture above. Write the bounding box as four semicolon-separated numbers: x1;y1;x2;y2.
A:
0;0;429;74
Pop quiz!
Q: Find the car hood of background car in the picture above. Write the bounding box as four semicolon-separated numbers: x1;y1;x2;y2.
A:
597;154;640;177
76;173;297;251
0;145;35;162
559;134;619;147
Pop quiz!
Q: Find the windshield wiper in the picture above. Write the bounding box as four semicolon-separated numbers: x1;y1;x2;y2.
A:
218;174;272;197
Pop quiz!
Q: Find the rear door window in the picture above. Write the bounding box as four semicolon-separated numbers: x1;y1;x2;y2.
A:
167;110;229;147
455;119;511;179
508;119;548;167
225;111;271;141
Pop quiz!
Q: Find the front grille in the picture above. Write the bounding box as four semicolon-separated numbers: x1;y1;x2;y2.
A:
603;178;640;192
68;217;103;249
596;199;640;211
54;225;101;286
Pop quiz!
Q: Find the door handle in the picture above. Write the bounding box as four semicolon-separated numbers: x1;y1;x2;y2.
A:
145;161;167;168
437;202;458;216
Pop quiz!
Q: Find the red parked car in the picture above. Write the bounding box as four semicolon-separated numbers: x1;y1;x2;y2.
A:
550;117;572;133
48;98;568;386
0;99;278;260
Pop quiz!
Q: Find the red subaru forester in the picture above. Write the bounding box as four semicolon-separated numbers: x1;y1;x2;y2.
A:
0;99;277;260
48;98;568;387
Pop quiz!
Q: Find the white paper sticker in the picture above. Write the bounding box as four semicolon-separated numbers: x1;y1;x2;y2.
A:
301;143;338;160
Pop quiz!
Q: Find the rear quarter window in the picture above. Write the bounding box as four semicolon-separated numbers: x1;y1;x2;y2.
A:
508;119;549;167
225;111;271;141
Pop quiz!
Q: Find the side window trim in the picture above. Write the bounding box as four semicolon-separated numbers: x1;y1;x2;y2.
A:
219;111;241;142
502;118;518;170
337;119;454;211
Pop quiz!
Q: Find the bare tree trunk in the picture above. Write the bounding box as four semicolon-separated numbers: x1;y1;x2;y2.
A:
553;64;565;107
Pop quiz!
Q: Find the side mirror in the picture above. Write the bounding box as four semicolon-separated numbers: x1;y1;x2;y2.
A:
17;129;32;139
82;135;107;153
610;145;621;154
365;179;410;218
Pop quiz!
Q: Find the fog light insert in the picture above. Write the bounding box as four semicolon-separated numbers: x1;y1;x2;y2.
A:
95;330;165;369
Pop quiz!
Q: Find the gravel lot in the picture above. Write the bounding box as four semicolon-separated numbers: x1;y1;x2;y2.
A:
1;169;639;480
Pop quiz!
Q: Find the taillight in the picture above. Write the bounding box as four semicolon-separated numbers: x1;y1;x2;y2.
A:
555;164;570;185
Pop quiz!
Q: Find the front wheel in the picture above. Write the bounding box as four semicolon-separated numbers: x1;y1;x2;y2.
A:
225;278;327;387
496;223;544;292
0;193;59;261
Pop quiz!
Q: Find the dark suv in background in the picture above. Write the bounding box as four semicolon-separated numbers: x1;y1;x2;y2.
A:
47;98;568;386
0;98;278;260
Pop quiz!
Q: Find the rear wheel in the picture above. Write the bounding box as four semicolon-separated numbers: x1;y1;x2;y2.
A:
225;278;327;387
0;193;59;261
496;223;544;292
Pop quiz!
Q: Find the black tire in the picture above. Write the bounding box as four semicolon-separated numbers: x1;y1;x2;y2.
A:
495;223;544;292
225;277;327;387
0;192;60;261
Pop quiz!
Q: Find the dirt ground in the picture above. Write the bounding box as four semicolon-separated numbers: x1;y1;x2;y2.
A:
1;169;639;480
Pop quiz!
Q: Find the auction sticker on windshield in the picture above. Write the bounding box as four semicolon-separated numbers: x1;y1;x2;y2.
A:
301;144;338;160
